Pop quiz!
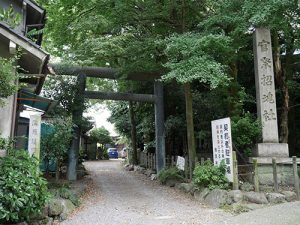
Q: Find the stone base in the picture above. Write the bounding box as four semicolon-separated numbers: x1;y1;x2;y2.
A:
254;143;289;158
248;156;300;185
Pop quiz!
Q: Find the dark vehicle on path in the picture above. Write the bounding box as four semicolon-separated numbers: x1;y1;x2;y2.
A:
107;148;118;159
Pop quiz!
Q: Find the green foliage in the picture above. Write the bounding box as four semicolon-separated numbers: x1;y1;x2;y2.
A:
231;113;262;157
102;149;109;160
163;33;232;86
193;160;229;190
41;118;73;163
89;126;112;145
0;57;19;106
0;150;49;223
0;5;21;28
0;137;14;155
158;167;184;184
42;76;87;118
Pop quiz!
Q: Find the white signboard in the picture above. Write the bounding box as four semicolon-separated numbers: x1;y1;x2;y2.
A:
176;156;185;171
211;117;233;182
28;114;41;159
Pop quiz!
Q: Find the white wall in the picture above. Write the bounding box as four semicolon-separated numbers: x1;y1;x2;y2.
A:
0;95;16;156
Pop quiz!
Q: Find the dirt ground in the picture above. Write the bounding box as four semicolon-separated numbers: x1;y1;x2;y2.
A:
60;160;228;225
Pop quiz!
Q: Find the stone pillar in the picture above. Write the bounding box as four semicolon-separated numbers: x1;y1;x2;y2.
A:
253;28;288;159
154;81;166;172
67;74;86;181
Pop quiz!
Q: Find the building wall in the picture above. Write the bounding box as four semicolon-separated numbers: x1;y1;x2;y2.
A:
0;31;17;157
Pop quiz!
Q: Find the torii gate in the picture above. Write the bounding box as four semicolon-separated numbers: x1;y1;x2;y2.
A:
49;64;166;180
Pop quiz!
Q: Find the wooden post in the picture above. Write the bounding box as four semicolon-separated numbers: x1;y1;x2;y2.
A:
253;158;260;192
171;156;175;166
200;157;204;165
147;153;150;169
293;156;300;199
185;156;189;179
232;151;239;190
272;158;278;192
150;153;153;170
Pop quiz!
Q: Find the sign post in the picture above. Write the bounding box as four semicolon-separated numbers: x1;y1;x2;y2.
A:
28;114;42;160
211;117;233;182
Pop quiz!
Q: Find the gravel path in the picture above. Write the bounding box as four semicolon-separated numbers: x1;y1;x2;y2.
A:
60;160;228;225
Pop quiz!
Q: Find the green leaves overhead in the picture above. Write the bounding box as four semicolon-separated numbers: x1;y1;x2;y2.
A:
163;33;232;86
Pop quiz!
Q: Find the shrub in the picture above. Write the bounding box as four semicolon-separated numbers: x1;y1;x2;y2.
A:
0;150;49;223
193;160;229;190
102;149;109;160
158;167;184;184
231;113;261;157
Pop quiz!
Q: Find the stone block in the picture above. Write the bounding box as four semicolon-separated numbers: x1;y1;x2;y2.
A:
194;188;210;202
228;190;244;203
266;193;286;204
244;191;268;204
176;183;195;194
150;174;157;180
254;143;289;158
281;191;297;202
204;189;232;208
48;199;64;216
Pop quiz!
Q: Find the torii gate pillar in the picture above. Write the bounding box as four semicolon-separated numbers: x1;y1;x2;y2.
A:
154;81;166;172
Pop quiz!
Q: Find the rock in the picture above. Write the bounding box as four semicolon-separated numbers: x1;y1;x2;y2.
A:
204;189;232;208
228;190;244;203
48;199;64;216
194;188;210;202
61;199;76;214
266;193;286;204
240;182;254;192
59;213;68;221
176;183;195;194
134;165;140;172
45;217;53;225
281;191;297;202
29;217;53;225
128;165;134;171
145;169;156;177
165;179;180;187
150;174;157;180
244;192;268;204
230;203;250;214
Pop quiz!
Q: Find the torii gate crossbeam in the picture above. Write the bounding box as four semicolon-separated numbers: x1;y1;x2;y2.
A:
48;64;166;180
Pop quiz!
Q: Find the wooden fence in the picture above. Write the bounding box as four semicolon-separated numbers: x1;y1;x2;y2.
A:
139;152;212;179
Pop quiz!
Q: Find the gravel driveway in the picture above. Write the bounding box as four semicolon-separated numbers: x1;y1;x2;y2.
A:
60;160;228;225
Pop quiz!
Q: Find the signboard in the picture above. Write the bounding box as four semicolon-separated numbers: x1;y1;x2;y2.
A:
28;114;41;159
176;156;185;171
211;117;233;182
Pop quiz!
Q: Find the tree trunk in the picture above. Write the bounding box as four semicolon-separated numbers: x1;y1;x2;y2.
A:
229;61;239;116
129;101;138;165
184;83;197;178
55;159;60;181
273;34;289;143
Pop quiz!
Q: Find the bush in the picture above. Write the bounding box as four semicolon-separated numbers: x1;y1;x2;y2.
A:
0;150;49;223
102;149;109;160
231;113;261;157
158;167;184;184
193;160;229;190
